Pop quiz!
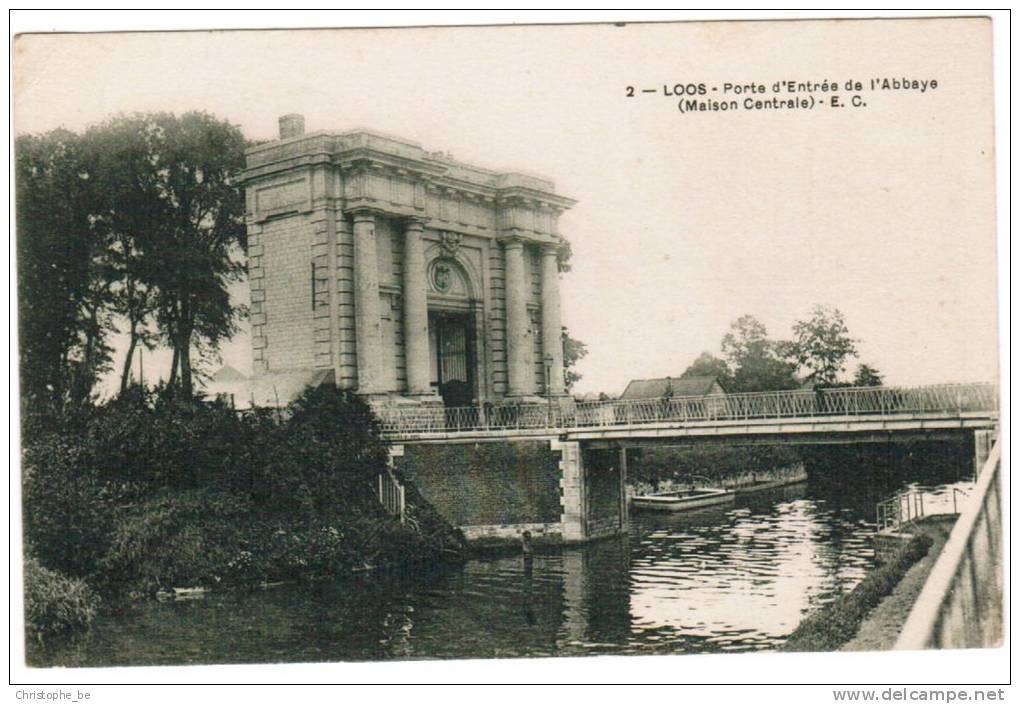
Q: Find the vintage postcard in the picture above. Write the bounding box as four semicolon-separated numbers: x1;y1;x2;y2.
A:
11;12;1005;691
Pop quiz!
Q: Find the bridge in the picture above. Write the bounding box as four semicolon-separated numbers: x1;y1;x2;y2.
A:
380;383;997;545
378;382;998;443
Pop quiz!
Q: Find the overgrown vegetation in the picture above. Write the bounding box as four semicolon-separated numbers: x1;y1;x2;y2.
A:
24;557;101;642
22;386;466;638
781;533;933;652
627;444;804;491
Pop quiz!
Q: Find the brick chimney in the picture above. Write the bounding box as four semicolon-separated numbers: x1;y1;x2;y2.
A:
278;114;305;140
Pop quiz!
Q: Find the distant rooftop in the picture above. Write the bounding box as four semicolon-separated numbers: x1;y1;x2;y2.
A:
620;376;727;400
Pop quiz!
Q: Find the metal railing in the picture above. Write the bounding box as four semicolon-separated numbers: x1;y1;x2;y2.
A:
896;439;1002;649
376;382;997;438
876;490;925;532
378;469;406;523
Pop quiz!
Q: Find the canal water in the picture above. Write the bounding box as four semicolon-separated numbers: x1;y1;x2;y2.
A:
29;458;973;667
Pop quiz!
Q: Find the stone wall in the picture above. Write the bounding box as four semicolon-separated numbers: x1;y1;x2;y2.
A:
393;438;630;546
397;439;563;529
584;448;624;539
250;214;315;373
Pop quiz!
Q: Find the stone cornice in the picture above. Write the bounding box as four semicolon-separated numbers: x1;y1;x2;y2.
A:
242;128;576;212
498;230;562;248
334;148;447;181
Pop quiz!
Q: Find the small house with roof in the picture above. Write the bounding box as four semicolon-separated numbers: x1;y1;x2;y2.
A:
620;375;727;401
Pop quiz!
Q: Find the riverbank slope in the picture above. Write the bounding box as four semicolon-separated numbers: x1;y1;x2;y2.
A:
23;386;467;646
842;516;956;651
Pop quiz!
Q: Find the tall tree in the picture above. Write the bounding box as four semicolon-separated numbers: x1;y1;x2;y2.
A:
788;305;859;387
562;327;588;391
853;363;884;387
720;315;800;392
86;112;247;398
108;235;158;392
681;352;733;387
86;118;165;393
16;129;109;408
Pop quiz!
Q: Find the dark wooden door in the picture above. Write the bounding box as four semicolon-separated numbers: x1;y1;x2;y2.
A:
433;313;474;407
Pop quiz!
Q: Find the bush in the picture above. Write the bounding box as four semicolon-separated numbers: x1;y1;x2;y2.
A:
83;386;254;492
628;444;803;489
23;385;465;596
99;489;251;593
282;386;390;513
782;534;933;652
22;433;130;579
24;556;100;642
257;522;361;580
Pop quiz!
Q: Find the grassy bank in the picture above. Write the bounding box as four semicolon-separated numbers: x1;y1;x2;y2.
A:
22;386;466;641
843;517;956;651
781;532;933;652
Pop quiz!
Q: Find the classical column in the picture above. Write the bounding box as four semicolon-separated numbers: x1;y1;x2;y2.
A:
504;238;533;396
352;210;383;393
540;244;566;396
402;218;432;396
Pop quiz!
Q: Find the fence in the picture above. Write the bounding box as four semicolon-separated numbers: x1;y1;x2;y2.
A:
376;382;997;438
876;490;926;532
895;439;1002;649
377;469;406;523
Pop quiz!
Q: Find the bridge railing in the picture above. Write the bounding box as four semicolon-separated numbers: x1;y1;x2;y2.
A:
376;382;997;438
895;439;1002;649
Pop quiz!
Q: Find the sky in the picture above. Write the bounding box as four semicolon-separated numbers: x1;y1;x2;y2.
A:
13;17;1000;396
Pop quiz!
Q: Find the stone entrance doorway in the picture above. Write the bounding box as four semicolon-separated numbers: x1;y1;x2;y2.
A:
429;311;475;407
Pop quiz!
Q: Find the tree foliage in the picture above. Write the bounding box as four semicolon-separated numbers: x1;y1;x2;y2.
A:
16;112;247;406
556;237;574;273
788;305;859;387
85;112;248;398
681;352;733;387
16;129;110;409
720;315;800;392
853;364;884;387
562;327;588;391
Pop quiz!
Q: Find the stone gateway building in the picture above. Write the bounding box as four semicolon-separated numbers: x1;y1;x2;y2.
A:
240;115;576;409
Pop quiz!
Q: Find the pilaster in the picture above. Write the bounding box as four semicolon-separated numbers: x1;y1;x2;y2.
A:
402;217;434;397
504;238;534;397
540;244;566;396
352;209;384;393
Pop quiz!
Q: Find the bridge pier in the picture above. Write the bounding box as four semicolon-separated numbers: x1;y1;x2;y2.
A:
974;429;995;476
393;437;629;547
557;440;629;542
557;440;586;542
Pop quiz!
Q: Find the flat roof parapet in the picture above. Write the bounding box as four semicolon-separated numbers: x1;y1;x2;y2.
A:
242;124;570;206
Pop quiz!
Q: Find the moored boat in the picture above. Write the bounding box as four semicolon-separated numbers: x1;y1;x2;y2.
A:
631;487;736;512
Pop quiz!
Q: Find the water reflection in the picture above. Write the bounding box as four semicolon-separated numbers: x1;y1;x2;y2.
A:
34;479;903;667
627;484;875;653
